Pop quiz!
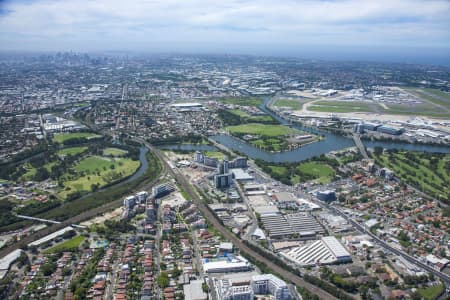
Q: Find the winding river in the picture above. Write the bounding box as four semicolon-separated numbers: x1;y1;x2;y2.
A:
209;98;450;163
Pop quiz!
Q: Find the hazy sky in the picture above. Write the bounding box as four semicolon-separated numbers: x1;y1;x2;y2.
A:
1;0;450;64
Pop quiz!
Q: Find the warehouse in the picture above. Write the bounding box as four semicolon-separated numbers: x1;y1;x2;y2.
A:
280;236;352;267
260;215;293;238
285;213;325;238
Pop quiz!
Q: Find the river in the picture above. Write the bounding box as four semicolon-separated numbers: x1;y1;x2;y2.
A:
124;146;149;183
209;98;450;162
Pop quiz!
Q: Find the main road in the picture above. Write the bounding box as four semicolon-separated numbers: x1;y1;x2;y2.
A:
136;138;341;300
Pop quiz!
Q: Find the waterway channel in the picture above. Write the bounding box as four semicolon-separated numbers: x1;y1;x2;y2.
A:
162;99;450;163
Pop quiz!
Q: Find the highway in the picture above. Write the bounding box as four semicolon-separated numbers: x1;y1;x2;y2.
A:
138;139;341;300
328;205;450;287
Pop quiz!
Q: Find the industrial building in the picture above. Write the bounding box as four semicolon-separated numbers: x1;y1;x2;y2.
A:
260;215;293;239
280;236;352;267
260;213;324;239
285;213;325;237
272;192;298;209
0;249;22;280
231;169;254;181
377;125;405;135
203;255;253;273
170;102;203;111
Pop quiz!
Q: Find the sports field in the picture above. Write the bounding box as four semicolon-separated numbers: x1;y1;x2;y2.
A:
57;146;88;156
226;123;299;137
45;235;85;253
53;132;102;143
103;147;128;157
296;162;335;183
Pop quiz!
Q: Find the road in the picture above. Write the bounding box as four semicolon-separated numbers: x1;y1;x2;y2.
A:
139;139;340;300
352;133;369;159
329;205;450;287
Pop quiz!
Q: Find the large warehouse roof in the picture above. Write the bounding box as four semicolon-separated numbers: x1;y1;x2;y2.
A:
280;236;351;267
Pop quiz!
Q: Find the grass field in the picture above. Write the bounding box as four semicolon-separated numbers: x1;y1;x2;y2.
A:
418;284;445;300
383;103;450;118
296;162;335;183
204;151;226;160
57;146;88;156
219;97;263;107
274;99;304;110
226;123;299;137
53;132;102;143
308;101;379;113
228;109;275;123
251;138;285;152
374;150;450;203
45;235;85;253
405;87;450;110
308;99;450;118
268;165;288;177
59;155;140;199
103;147;128;157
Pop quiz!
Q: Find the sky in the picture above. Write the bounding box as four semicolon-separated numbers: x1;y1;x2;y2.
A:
1;0;450;65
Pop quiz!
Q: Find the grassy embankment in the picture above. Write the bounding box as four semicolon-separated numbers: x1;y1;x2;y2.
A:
45;235;85;253
418;284;445;300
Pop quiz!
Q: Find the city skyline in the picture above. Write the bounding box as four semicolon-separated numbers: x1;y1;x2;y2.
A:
1;0;450;66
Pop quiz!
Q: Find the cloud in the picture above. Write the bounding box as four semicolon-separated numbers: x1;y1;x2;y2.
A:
0;0;449;53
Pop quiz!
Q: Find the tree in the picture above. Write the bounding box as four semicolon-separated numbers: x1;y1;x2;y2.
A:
157;272;169;288
34;167;50;181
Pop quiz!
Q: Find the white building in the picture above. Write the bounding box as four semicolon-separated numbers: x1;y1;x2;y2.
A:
123;195;136;209
252;274;291;300
135;191;148;203
218;278;254;300
203;255;252;273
